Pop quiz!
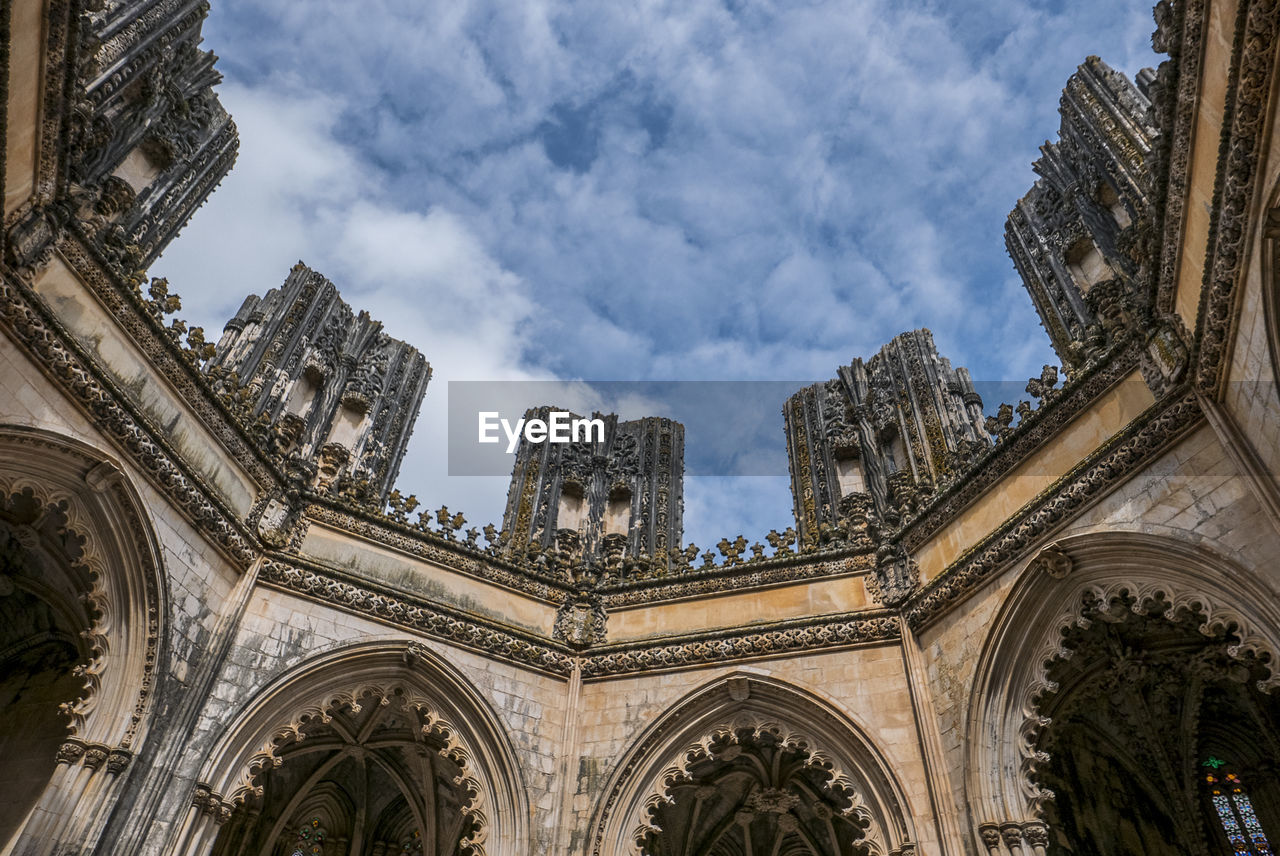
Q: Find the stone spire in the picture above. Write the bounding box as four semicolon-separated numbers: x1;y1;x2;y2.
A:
210;263;431;504
785;329;988;548
1006;56;1158;371
501;409;683;574
67;0;238;272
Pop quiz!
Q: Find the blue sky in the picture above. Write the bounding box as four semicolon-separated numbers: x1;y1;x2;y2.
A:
155;0;1159;551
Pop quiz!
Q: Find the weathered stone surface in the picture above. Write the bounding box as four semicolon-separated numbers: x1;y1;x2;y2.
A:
2;0;1280;853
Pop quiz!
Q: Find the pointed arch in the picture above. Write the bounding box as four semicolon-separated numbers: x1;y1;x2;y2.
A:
189;640;528;856
964;530;1280;851
0;424;170;852
588;672;918;856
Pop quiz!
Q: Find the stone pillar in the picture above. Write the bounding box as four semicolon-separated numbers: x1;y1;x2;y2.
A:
3;740;132;856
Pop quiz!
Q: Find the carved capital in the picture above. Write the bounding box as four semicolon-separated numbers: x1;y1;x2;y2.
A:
106;748;132;775
192;783;232;823
1021;820;1049;856
978;822;1003;854
81;743;110;770
55;740;86;766
1000;822;1026;856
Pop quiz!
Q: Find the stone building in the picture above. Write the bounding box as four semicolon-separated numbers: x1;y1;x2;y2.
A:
1;0;1279;854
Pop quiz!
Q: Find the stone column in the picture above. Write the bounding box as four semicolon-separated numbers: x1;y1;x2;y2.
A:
3;740;131;856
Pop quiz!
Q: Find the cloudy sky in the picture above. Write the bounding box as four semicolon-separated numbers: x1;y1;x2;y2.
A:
154;0;1159;551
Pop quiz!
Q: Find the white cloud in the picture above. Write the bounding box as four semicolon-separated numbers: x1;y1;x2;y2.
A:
154;0;1159;545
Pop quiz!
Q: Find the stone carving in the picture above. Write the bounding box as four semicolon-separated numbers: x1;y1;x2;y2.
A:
208;264;431;505
1000;822;1026;855
579;614;899;676
1006;57;1158;373
1194;0;1280;395
905;391;1203;628
0;466;160;749
977;822;1003;854
631;715;876;856
867;541;920;607
553;591;608;648
229;683;489;854
785;330;988;549
1028;545;1073;580
0;275;258;567
900;342;1139;553
500;410;683;574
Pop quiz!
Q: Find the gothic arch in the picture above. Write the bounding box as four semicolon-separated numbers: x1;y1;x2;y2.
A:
964;530;1280;853
184;639;528;856
588;672;918;856
0;424;169;852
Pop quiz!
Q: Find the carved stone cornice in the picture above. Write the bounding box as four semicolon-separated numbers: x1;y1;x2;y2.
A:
904;390;1203;629
1193;0;1280;394
57;234;280;488
597;551;874;608
1153;0;1207;315
259;554;901;676
899;342;1140;553
579;612;900;677
0;270;257;566
301;500;571;603
257;558;576;676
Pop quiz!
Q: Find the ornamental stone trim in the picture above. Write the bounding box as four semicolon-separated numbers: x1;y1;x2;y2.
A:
899;342;1139;553
0;275;257;566
905;390;1203;629
257;559;576;676
578;612;900;677
1154;0;1206;316
56;235;280;488
598;552;874;608
302;500;571;603
1194;0;1280;394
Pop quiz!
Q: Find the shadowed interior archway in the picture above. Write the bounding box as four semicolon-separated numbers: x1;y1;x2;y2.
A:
589;673;917;856
964;531;1280;855
1031;587;1280;855
0;426;168;855
185;640;528;856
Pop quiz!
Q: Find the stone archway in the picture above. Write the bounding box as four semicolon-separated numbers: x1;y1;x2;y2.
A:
635;716;876;856
590;673;917;856
1031;587;1280;855
182;641;527;856
0;426;167;856
210;684;484;856
964;532;1280;856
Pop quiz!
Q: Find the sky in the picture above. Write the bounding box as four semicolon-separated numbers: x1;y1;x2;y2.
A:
153;0;1160;552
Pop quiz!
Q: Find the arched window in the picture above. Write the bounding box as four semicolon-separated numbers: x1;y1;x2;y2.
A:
1205;757;1274;855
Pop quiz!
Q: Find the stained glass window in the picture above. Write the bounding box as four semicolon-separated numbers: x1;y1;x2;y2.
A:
400;829;423;855
1205;758;1273;856
292;817;327;856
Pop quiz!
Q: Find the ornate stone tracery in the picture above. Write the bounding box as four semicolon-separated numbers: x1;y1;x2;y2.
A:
214;684;488;856
190;642;527;856
590;675;916;856
633;717;874;856
964;533;1280;852
0;426;167;850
